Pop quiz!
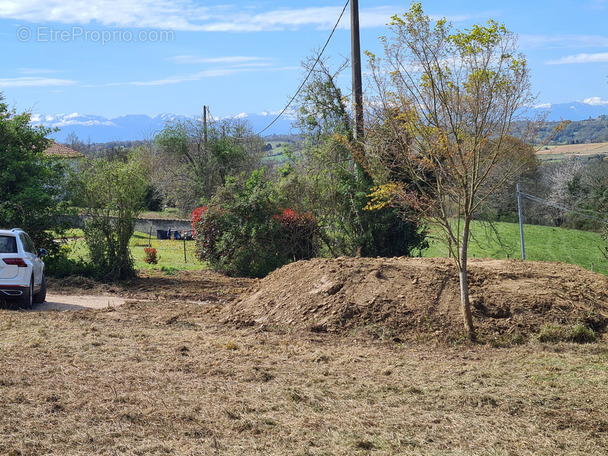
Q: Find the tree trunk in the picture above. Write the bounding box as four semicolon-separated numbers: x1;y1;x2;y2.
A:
459;217;476;341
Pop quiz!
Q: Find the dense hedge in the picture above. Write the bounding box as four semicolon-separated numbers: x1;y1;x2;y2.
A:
192;170;320;278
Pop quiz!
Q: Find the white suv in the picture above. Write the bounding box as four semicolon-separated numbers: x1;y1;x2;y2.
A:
0;228;47;309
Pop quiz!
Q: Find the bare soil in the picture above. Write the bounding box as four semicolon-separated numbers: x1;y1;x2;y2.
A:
46;258;608;343
223;257;608;343
48;268;255;304
2;258;608;455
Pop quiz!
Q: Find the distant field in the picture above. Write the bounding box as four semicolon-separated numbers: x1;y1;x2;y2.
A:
263;140;295;163
537;142;608;161
58;230;203;272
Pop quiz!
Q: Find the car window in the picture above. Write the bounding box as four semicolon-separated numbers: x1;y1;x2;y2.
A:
0;235;18;253
19;233;37;254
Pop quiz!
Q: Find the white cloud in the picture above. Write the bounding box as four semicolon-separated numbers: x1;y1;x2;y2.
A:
0;76;76;87
106;57;298;87
198;6;350;32
547;52;608;64
582;97;608;106
521;34;608;49
17;68;60;75
107;67;258;87
0;0;211;30
0;1;405;32
169;55;273;65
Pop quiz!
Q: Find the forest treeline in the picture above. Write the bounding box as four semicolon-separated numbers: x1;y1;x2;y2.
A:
537;116;608;144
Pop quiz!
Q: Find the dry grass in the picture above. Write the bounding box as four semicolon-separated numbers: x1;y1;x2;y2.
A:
1;300;608;455
538;142;608;156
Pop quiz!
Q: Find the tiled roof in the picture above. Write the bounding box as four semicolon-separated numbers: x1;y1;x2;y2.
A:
44;142;84;159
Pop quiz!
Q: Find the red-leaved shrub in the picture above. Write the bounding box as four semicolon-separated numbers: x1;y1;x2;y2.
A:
143;247;158;264
274;208;319;261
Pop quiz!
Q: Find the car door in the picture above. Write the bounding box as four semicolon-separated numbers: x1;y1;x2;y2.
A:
19;233;43;287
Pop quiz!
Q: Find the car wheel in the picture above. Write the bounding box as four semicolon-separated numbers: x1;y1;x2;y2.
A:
17;278;33;310
33;274;47;304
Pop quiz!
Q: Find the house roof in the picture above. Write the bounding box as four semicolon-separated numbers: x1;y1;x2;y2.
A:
44;142;84;159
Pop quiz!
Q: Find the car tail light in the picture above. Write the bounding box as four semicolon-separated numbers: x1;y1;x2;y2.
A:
2;258;27;267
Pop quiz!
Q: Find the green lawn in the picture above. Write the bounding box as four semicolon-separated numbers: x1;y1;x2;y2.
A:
59;221;608;276
130;231;204;271
58;230;205;273
422;220;608;275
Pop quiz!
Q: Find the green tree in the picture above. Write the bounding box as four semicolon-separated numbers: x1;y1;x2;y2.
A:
366;3;537;340
154;117;265;213
0;94;67;252
193;168;320;278
288;55;427;257
69;154;147;280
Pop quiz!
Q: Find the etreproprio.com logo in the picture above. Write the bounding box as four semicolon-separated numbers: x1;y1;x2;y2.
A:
17;26;175;45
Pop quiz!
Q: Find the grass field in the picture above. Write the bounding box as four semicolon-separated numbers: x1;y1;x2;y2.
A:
262;141;293;163
58;230;203;273
1;300;608;455
58;220;608;277
422;220;608;275
130;231;202;271
536;142;608;161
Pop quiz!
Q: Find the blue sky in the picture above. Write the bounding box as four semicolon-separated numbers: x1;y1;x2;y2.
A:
0;0;607;120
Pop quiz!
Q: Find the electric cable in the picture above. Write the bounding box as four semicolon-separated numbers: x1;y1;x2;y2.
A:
519;190;608;225
256;0;350;136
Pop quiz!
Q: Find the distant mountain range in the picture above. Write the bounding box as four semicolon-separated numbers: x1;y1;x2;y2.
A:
32;112;297;143
533;98;608;123
32;99;608;144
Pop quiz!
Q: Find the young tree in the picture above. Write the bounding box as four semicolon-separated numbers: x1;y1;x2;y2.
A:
69;154;147;280
365;3;538;340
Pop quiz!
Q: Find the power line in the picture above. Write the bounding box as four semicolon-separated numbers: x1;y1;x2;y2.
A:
256;0;350;136
519;191;608;225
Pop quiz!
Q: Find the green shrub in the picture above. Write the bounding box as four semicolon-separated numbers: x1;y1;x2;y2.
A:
44;245;97;279
274;208;320;261
570;322;597;343
193;169;320;278
69;155;148;280
357;203;428;257
537;322;597;344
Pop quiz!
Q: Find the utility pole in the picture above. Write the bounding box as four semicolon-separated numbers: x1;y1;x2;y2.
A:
351;0;364;140
517;183;526;261
202;105;208;147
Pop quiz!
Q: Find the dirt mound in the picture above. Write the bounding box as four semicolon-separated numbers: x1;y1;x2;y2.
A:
222;257;608;342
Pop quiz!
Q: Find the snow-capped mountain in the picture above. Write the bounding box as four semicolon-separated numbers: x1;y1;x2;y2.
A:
32;112;297;143
32;99;608;144
533;98;608;122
